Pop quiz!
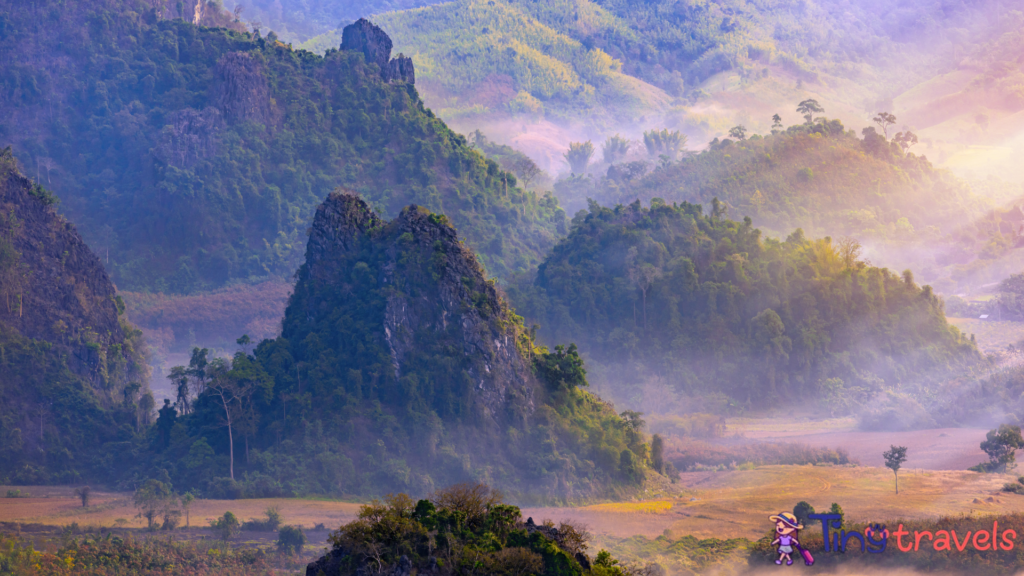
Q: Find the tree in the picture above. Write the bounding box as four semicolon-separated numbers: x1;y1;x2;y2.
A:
205;357;257;480
156;399;177;449
751;309;791;394
828;502;844;527
564;141;595;174
872;112;897;139
236;334;252;354
603;135;631;164
169;366;191;414
793;501;815;526
277;525;307;555
796;99;824;124
510;157;542;188
894;131;918;153
534;344;587;390
771;114;783;134
980;424;1023;473
626;246;662;329
651;434;665;474
1000;273;1024;296
728;125;747;140
187;347;210;398
883;445;908;494
133;479;173;529
835;236;862;269
74;486;91;508
181;492;195;527
643;129;686;161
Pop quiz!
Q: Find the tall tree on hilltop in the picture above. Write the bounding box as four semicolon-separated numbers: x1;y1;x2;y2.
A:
873;112;897;139
797;99;824;124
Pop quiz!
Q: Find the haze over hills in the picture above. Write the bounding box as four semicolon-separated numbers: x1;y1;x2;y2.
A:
0;1;564;293
288;0;1021;182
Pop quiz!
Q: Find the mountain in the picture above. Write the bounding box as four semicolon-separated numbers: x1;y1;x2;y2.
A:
0;3;565;292
505;198;979;418
221;0;449;44
292;0;1019;182
553;118;993;277
137;191;656;500
0;148;149;485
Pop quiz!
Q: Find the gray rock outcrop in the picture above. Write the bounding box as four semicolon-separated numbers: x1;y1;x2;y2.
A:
340;18;415;84
294;190;534;426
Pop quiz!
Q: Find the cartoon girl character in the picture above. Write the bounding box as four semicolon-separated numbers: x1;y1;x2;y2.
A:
769;512;803;566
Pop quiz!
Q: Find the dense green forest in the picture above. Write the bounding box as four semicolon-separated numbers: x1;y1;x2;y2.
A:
295;0;1010;122
506;198;979;416
310;483;644;576
0;0;564;292
104;192;660;500
0;149;150;485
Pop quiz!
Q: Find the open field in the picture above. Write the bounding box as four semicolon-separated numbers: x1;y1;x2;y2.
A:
948;317;1024;353
0;485;361;532
524;465;1024;543
726;423;990;470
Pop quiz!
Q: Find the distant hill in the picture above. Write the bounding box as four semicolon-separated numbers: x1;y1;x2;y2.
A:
0;2;565;292
506;198;979;417
0;148;149;485
134;191;658;500
556;119;985;245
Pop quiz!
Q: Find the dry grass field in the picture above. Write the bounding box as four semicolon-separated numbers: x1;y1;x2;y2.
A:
523;465;1021;542
0;485;361;532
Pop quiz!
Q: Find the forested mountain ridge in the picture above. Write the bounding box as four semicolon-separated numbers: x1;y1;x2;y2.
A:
134;191;656;500
0;1;564;292
557;118;983;248
0;148;149;484
507;199;979;415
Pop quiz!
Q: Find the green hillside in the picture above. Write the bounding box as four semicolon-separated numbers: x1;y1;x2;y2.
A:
506;198;979;414
126;192;659;500
294;0;1009;123
0;149;149;485
302;0;670;121
0;1;564;292
555;118;986;245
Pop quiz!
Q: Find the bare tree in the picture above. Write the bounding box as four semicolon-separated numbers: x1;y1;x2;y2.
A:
38;157;56;184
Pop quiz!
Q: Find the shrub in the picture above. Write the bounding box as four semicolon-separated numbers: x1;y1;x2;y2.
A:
211;511;241;541
1003;483;1024;494
277;525;306;555
242;507;283;531
73;486;91;507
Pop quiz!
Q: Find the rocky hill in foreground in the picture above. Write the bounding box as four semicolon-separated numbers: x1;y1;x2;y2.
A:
141;190;657;501
0;148;149;485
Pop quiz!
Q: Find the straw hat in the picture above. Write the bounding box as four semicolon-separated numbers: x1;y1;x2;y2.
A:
769;512;804;530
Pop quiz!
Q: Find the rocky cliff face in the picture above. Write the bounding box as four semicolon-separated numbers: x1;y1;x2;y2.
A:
0;149;126;352
214;52;272;125
341;19;415;84
290;190;534;425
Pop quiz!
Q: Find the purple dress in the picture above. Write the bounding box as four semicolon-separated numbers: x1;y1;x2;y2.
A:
778;534;794;553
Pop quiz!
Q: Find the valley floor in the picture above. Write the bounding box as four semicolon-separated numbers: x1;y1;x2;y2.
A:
2;460;1017;544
